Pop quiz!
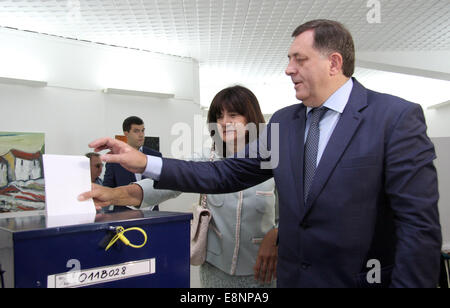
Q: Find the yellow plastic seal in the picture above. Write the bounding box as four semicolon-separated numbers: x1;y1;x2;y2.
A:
105;226;148;251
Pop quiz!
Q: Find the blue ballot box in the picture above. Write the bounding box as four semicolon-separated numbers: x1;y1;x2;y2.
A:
0;210;192;288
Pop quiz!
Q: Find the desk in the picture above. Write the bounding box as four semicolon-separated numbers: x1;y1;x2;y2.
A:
0;210;192;288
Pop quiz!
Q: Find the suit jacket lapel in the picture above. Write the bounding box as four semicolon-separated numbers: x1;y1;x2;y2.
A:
288;104;307;218
302;79;368;219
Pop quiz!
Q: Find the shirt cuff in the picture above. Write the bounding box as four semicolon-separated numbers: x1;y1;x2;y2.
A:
143;155;163;181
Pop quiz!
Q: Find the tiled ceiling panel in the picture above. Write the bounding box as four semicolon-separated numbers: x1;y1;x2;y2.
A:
0;0;449;80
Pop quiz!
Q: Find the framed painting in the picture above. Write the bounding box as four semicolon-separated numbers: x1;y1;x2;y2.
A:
0;132;45;213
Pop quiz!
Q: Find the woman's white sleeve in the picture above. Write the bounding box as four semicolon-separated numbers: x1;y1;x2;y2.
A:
135;179;182;208
136;150;209;208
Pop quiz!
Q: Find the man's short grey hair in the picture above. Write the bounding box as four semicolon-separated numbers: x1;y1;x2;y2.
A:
85;152;100;159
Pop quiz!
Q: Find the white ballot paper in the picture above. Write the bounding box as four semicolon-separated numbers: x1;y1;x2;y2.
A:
43;154;96;228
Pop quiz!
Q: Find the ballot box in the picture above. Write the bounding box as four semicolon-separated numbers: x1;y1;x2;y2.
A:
0;210;192;288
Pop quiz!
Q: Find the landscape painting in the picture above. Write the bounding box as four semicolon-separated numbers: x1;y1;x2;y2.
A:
0;132;45;213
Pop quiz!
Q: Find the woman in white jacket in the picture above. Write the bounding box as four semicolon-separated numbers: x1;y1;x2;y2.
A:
81;86;278;288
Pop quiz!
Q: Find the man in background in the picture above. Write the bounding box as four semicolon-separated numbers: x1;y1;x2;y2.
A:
103;116;162;211
85;152;103;185
86;152;103;185
86;152;108;213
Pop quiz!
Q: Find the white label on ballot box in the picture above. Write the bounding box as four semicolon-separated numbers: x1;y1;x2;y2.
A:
47;258;156;288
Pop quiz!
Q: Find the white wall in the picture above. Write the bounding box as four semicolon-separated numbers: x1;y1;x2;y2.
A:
0;27;200;98
425;106;450;139
425;105;450;251
430;136;450;251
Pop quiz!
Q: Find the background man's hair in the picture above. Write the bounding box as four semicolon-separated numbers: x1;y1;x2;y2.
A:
85;152;100;159
123;116;144;132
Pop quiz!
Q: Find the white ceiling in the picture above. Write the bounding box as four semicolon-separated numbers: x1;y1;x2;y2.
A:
0;0;449;112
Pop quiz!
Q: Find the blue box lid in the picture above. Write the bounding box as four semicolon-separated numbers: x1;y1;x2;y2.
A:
0;210;192;240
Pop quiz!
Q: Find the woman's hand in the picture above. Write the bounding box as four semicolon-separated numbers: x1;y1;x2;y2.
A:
78;183;143;210
254;228;278;284
78;184;118;210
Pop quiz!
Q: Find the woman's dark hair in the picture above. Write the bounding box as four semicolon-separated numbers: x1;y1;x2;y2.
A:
207;85;265;155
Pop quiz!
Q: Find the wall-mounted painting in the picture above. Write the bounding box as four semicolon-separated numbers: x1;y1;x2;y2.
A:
0;132;45;213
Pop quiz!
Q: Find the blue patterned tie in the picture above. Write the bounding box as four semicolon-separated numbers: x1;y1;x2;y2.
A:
304;107;328;203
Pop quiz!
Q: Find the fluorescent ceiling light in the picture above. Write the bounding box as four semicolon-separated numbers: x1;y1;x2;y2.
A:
0;76;47;87
427;100;450;110
103;88;174;99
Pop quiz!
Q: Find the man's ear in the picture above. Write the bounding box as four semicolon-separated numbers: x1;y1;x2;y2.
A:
329;52;344;76
123;131;129;137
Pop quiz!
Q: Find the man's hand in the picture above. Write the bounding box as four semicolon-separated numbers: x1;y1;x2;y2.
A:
89;137;147;174
254;228;278;284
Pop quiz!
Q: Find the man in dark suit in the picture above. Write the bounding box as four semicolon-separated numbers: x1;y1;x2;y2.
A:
85;20;441;287
103;116;162;211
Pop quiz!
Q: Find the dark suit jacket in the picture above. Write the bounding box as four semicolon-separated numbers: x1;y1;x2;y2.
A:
154;78;442;287
104;146;162;211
